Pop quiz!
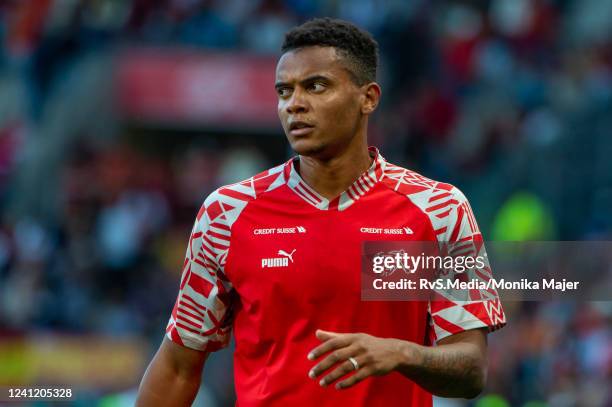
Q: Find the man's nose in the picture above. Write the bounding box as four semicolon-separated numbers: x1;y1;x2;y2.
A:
286;90;308;114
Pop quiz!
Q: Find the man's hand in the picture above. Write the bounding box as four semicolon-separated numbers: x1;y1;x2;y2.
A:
307;328;488;398
307;330;408;390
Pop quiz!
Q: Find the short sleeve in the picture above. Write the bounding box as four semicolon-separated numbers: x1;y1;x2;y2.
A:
165;197;235;352
427;188;506;344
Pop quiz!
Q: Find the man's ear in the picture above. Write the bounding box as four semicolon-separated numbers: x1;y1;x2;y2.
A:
361;82;381;115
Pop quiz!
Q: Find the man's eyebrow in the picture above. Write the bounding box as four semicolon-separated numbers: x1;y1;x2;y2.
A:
274;75;331;89
274;81;289;89
301;74;331;83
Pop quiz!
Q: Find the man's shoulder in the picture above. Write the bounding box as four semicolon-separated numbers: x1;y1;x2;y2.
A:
379;159;479;240
380;160;464;201
199;161;288;222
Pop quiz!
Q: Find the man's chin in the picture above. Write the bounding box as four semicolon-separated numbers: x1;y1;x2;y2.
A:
288;138;327;157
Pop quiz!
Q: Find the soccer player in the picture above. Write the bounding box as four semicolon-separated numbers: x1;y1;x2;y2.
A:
136;18;506;406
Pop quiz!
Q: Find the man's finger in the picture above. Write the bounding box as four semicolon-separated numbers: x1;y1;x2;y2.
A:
307;335;350;360
335;367;371;390
315;329;340;341
308;345;358;379
318;358;360;387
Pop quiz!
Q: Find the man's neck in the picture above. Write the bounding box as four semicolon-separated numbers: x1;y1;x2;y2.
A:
297;140;373;201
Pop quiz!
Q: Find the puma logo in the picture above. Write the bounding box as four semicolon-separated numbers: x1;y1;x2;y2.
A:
278;249;296;263
261;249;297;268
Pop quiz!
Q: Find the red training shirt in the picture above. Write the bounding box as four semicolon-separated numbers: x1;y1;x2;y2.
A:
166;147;506;406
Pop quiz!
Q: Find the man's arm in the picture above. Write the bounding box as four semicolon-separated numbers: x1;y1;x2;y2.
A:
395;328;487;398
136;337;209;406
307;328;488;399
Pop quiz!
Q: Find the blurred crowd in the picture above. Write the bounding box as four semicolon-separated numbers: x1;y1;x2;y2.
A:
0;0;611;406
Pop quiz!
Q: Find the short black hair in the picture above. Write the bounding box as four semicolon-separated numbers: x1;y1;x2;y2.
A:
281;18;379;85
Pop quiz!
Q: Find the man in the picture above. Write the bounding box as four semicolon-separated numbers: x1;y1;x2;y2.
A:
136;18;506;406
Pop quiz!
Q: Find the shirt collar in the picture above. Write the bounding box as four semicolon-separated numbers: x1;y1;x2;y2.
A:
283;146;386;211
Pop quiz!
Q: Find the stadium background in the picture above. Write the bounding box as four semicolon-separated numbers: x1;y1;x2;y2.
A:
0;0;610;406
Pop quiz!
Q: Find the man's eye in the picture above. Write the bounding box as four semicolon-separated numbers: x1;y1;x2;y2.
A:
310;82;326;92
277;88;291;97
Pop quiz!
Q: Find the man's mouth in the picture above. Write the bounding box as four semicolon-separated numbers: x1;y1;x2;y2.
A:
288;121;315;136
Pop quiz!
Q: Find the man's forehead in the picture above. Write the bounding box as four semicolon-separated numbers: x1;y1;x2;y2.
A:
275;46;347;81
